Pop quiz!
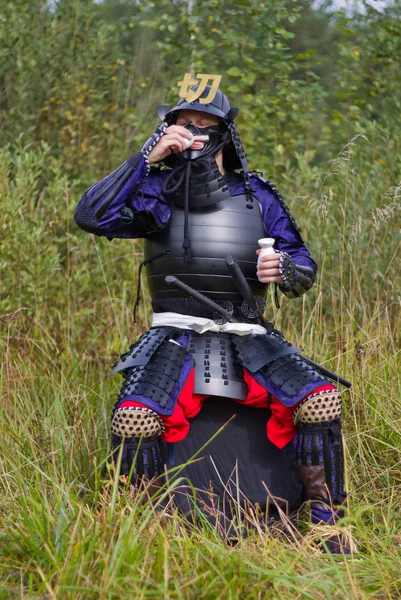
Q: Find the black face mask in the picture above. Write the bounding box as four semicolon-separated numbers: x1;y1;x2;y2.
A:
181;121;227;161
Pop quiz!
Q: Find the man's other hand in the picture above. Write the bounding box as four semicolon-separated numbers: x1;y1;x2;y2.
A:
256;251;285;284
147;126;193;164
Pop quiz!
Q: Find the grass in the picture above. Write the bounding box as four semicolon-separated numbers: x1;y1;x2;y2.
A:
1;137;401;598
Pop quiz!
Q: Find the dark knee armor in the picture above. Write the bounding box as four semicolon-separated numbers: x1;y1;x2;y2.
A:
293;390;346;507
111;406;166;484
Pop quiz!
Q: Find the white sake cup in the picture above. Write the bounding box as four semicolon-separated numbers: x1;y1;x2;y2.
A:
257;238;276;281
258;238;276;261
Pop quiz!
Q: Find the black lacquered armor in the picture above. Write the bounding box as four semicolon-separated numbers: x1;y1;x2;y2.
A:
144;193;267;302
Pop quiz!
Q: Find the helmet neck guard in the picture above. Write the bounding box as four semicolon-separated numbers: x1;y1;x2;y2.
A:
163;153;230;210
162;117;231;207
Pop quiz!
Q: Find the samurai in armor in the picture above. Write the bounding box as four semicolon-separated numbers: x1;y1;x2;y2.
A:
75;76;350;552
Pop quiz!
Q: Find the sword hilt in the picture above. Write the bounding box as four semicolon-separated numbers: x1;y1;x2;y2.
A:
165;276;234;321
225;255;266;322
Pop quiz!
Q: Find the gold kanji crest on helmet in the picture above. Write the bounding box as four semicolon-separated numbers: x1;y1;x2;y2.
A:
177;73;222;104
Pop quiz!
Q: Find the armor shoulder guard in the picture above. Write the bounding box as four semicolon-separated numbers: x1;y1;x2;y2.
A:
249;172;304;239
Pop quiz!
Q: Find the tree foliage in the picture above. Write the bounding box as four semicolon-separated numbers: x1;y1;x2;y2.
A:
1;0;400;182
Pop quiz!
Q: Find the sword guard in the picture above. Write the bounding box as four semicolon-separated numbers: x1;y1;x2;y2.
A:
240;296;266;319
213;301;234;325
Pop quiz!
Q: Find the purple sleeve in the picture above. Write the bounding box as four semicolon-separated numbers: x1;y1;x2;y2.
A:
251;177;317;297
74;152;171;239
251;178;315;266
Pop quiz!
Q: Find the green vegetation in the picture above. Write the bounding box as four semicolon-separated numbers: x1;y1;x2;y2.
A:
1;0;400;597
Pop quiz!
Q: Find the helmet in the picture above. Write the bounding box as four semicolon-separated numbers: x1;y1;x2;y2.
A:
157;86;238;123
157;85;247;172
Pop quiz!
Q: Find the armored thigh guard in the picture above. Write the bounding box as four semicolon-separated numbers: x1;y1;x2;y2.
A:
110;328;194;484
112;328;194;416
233;332;329;406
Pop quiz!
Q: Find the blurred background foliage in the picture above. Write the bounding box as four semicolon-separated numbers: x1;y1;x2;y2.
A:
1;0;401;179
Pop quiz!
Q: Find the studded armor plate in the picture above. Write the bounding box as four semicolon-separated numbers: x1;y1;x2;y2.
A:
232;332;300;373
111;406;165;438
111;327;177;374
117;337;194;415
292;390;342;425
188;333;248;400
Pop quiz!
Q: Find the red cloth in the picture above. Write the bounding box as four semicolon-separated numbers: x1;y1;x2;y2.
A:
117;369;208;443
118;370;336;448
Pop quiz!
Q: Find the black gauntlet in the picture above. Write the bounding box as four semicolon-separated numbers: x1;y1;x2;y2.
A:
278;252;315;298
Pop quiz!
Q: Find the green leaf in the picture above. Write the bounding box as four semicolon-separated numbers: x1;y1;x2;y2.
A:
275;27;295;39
226;66;241;77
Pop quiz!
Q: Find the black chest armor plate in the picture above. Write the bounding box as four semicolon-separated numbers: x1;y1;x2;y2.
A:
144;193;267;304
